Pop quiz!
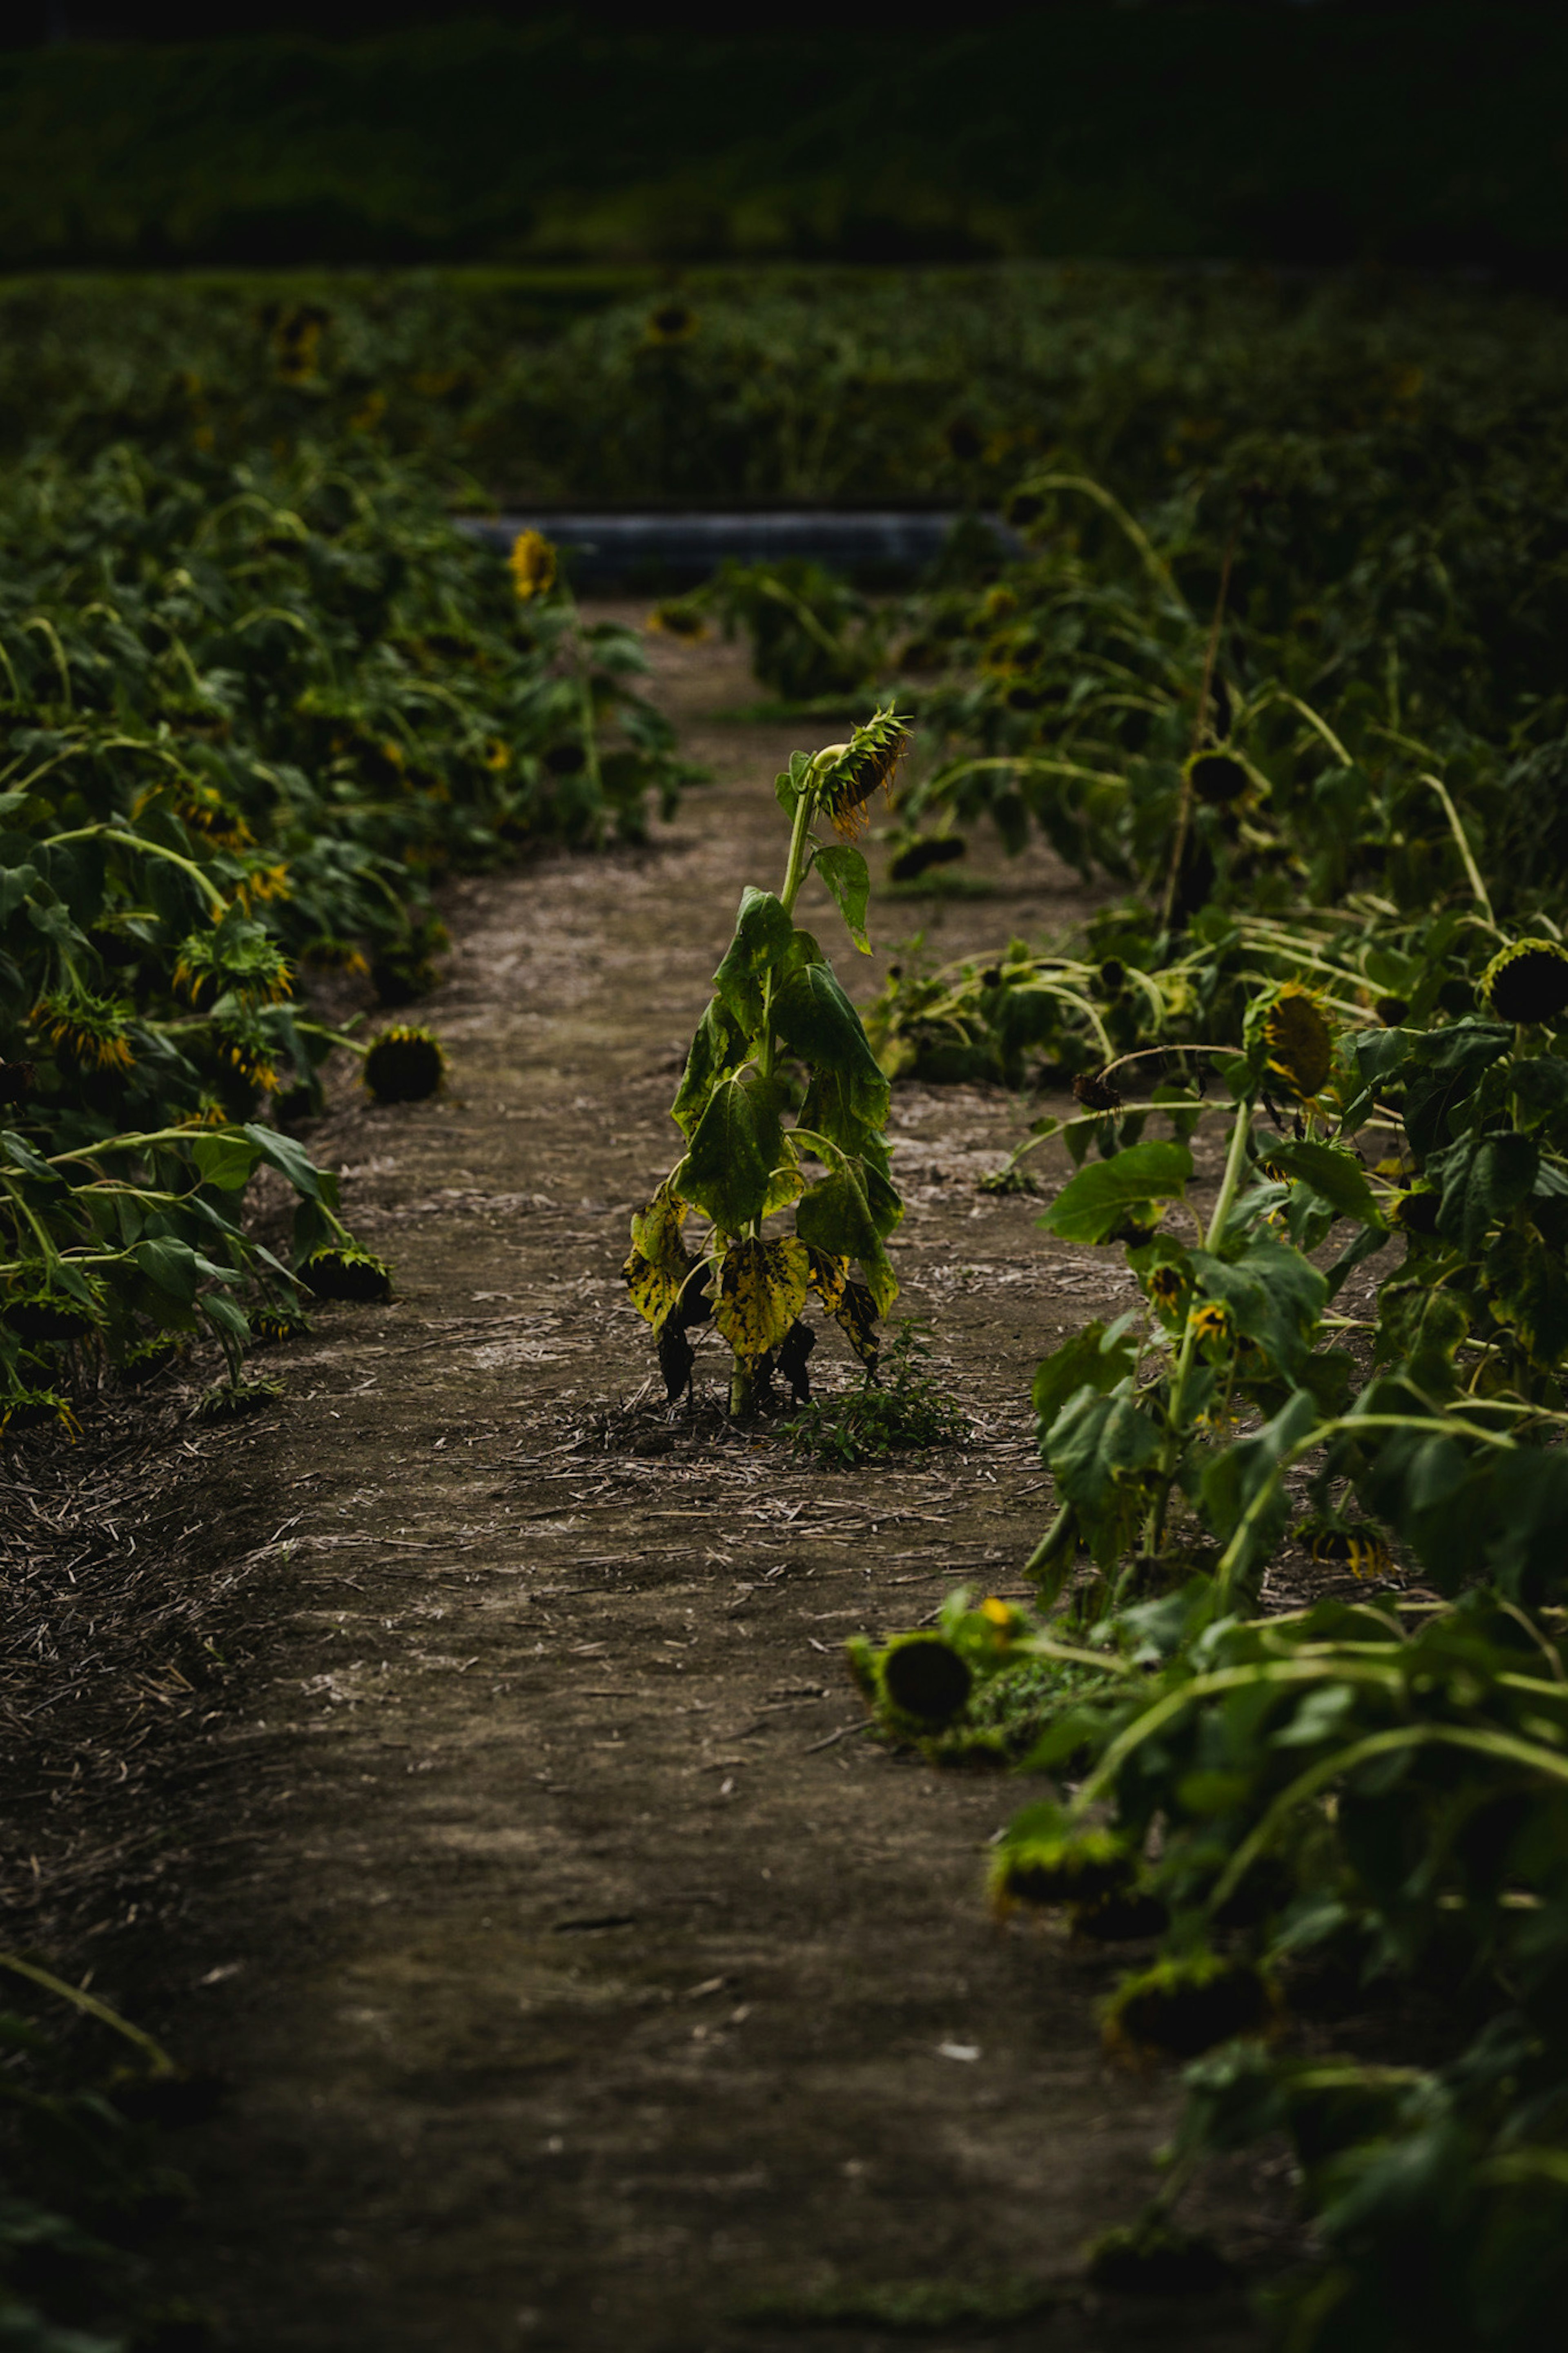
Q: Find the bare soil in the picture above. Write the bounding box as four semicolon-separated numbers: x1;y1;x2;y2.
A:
2;618;1286;2351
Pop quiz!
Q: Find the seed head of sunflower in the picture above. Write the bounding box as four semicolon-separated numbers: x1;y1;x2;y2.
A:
1185;750;1250;806
508;530;557;602
363;1024;446;1105
1188;1301;1231;1344
1257;981;1334;1103
1481;938;1568;1026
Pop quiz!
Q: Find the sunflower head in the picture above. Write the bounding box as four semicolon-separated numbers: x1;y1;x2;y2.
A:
989;1823;1132;1917
300;1245;394;1305
1185;749;1250;806
363;1024;446;1105
1481;938;1568;1026
876;1631;972;1729
0;1386;81;1439
34;991;135;1074
648;598;708;641
1390;1185;1441;1237
646;299;698;345
272;303;326;384
1102;1951;1278;2065
1188;1300;1232;1347
812;709;910;841
173;921;293;1008
508;530;558;601
1145;1262;1185;1314
251;1305;314;1347
1252;981;1335;1103
301;936;370;979
1298;1518;1395;1579
1074;1068;1122;1113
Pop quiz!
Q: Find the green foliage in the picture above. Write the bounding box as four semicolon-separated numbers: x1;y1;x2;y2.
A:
0;432;682;1422
783;1323;968;1469
0;1955;210;2351
869;764;1568;2337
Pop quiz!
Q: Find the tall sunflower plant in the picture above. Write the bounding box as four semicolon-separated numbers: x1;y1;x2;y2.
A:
625;711;909;1419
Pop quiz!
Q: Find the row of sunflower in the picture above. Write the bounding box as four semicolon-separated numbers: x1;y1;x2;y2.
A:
0;439;681;1426
809;466;1568;2333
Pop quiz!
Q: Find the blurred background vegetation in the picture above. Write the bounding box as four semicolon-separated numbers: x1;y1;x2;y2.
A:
1;5;1564;275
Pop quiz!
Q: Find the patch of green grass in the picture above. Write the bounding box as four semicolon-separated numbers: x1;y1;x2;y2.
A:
783;1323;968;1468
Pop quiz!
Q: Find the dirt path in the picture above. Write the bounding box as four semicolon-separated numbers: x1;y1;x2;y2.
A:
35;622;1274;2350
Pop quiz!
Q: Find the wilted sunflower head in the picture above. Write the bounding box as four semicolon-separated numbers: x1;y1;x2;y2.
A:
1188;1300;1231;1346
646;299;698;345
1146;1262;1184;1312
363;1024;446;1105
508;530;557;601
1298;1518;1395;1579
1257;981;1334;1102
1184;749;1251;807
648;598;708;641
34;991;136;1074
173;921;293;1008
1073;1068;1122;1113
1481;938;1568;1026
877;1631;972;1728
815;708;910;840
301;936;370;979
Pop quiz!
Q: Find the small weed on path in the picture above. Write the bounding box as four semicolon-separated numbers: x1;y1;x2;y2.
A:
784;1322;969;1467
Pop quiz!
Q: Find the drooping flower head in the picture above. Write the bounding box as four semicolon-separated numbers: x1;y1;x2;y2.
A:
34;991;136;1073
814;708;910;841
1481;938;1568;1026
1184;749;1251;806
1250;980;1334;1104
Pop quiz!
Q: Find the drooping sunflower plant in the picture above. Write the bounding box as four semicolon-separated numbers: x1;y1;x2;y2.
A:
625;710;909;1417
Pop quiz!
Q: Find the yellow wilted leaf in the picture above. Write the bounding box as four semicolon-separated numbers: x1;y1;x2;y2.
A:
713;1236;811;1367
623;1184;694;1328
805;1249;851;1318
762;1154;805;1218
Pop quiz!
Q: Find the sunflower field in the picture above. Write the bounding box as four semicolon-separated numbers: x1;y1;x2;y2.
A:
0;430;681;1429
724;312;1568;2347
6;253;1568;2348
